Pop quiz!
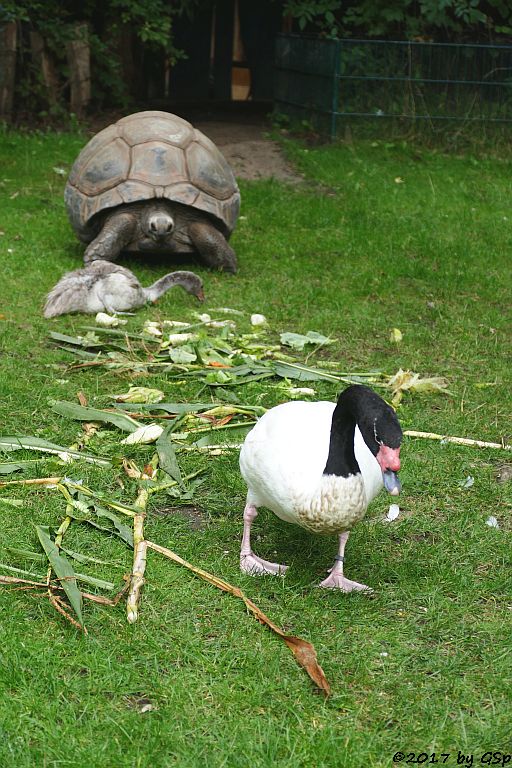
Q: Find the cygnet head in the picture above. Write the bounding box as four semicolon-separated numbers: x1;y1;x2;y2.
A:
144;270;205;303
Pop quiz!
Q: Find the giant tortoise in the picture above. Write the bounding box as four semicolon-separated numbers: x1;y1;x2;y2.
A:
64;111;240;272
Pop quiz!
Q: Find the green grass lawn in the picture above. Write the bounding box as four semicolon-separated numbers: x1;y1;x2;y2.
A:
0;126;511;767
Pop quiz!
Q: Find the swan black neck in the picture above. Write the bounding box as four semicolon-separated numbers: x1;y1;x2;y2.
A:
323;388;360;478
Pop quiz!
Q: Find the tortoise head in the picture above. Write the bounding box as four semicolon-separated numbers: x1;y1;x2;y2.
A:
143;203;175;243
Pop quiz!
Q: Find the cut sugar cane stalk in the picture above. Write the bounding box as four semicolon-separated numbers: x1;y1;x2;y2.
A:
0;476;62;488
147;540;330;696
126;487;150;624
404;430;512;451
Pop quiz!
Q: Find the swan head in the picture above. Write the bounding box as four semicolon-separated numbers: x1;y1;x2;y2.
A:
343;385;403;495
371;413;402;496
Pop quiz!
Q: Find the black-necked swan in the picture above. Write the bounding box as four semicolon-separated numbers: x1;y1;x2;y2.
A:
239;384;403;592
44;260;204;317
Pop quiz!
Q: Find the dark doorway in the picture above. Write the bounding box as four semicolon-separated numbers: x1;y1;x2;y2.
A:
169;0;281;105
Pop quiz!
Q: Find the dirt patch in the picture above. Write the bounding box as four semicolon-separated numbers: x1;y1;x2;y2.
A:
152;504;207;530
195;119;303;183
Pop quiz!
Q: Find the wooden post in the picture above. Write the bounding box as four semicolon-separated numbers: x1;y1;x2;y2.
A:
30;31;59;106
0;22;17;121
66;22;90;116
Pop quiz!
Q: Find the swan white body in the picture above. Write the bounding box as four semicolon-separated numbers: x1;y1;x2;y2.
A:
240;401;382;534
239;388;403;591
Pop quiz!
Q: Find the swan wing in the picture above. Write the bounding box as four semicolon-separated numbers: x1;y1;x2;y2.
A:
240;401;335;521
43;268;101;317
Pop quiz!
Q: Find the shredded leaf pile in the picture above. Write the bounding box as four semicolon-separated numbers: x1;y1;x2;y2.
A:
0;309;457;695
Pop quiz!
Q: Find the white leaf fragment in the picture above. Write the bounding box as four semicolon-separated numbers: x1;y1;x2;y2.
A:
209;307;244;316
143;320;162;337
208;320;236;329
458;476;474;489
169;346;197;364
95;312;126;327
485;516;499;529
162;320;189;328
386;504;400;521
287;387;316;398
167;332;199;345
120;424;164;445
251;313;268;327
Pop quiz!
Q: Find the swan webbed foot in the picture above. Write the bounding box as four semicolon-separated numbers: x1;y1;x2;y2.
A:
240;552;288;576
319;572;373;593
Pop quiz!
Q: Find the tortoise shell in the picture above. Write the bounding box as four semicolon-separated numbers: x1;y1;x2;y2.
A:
64;110;240;243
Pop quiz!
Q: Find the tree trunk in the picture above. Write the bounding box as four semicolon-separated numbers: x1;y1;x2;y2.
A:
0;22;17;121
66;22;90;115
30;31;59;106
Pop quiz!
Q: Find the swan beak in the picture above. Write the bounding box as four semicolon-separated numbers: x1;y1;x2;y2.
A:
383;470;401;496
196;288;205;302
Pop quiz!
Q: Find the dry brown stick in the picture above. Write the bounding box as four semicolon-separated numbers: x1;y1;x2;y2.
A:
404;430;512;451
147;540;331;696
0;574;47;587
0;574;130;607
82;577;131;606
49;593;86;632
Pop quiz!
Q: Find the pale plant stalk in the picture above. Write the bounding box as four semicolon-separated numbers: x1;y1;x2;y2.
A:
0;476;62;488
404;430;512;451
126;487;149;624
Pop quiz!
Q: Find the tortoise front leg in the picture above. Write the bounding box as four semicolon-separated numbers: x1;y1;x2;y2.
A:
83;212;138;264
188;221;238;273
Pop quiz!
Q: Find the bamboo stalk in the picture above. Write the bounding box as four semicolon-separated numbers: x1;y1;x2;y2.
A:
404;430;512;451
126;487;149;624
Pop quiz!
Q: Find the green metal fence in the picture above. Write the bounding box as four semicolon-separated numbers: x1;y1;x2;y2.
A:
274;35;512;138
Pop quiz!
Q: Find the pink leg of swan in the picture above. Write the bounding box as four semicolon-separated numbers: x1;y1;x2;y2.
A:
319;531;372;592
239;503;288;576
